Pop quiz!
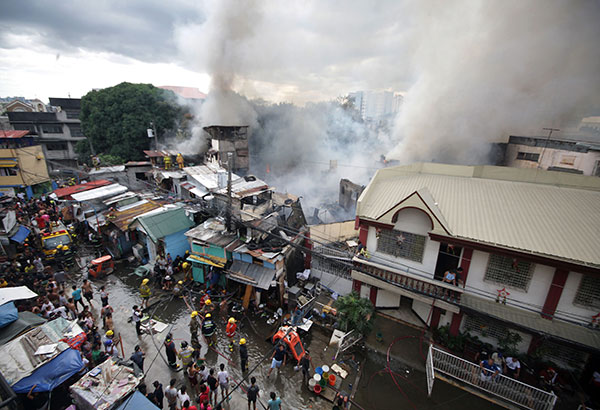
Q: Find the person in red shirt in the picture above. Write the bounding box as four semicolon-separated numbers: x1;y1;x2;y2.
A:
197;383;210;407
226;317;237;352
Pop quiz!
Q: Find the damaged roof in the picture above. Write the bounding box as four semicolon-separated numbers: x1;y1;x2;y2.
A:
105;200;163;232
52;180;112;199
183;163;270;199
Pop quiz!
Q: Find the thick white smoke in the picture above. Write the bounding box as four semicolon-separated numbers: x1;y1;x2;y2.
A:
388;1;600;163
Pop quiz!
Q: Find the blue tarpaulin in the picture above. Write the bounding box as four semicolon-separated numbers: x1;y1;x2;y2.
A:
0;302;18;328
116;391;159;410
12;348;84;393
9;225;30;244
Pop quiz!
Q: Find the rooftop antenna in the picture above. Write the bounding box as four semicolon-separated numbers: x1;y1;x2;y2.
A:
538;127;560;169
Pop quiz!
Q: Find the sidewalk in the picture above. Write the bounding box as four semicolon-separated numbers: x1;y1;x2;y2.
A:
364;312;431;371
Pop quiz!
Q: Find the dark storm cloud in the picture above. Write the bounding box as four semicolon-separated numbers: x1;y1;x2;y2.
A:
0;0;203;62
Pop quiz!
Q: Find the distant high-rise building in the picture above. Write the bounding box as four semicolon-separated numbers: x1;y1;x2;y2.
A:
347;90;403;121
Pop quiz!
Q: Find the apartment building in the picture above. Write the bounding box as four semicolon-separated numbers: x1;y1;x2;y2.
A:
0;130;51;198
352;163;600;371
7;98;86;170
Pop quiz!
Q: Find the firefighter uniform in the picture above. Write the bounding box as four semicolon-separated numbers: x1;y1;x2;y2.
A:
190;311;200;349
226;317;237;351
178;342;194;367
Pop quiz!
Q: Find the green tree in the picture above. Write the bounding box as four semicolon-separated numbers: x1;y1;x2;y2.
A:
334;291;375;336
78;82;180;162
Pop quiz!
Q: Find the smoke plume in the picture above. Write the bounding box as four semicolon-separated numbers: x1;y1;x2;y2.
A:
388;0;600;163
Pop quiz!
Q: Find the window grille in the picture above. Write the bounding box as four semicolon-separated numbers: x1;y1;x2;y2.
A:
484;254;533;291
516;152;540;162
41;125;63;134
311;245;351;279
540;340;587;369
377;229;426;262
464;315;507;340
574;275;600;310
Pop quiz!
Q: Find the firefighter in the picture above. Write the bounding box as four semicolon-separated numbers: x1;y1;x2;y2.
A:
226;317;237;352
239;338;248;372
182;262;192;282
201;313;216;346
176;153;184;169
54;245;65;266
164;155;172;170
178;341;194;368
190;311;200;349
201;298;214;315
62;245;74;269
140;278;151;309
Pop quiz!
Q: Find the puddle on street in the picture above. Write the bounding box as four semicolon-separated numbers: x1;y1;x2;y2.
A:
78;259;502;410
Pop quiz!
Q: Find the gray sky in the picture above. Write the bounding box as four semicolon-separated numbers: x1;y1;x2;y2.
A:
0;0;413;103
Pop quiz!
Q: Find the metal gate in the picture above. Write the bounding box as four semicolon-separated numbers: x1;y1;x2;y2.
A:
426;344;435;397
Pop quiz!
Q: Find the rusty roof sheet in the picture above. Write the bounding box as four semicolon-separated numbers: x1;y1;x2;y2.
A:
106;200;163;231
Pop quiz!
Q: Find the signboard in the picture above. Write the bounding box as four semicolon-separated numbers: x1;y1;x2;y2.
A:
147;128;154;138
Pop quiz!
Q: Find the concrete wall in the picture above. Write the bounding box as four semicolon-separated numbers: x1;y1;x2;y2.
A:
465;250;554;313
309;220;357;243
554;271;597;324
506;143;600;176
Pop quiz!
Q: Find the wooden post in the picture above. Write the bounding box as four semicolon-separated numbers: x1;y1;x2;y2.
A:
242;284;253;310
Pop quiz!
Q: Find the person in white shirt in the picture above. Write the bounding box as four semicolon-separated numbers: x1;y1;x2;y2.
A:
177;385;190;409
504;357;521;379
217;363;230;401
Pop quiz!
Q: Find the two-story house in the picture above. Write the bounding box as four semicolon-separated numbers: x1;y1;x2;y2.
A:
0;130;51;198
353;163;600;371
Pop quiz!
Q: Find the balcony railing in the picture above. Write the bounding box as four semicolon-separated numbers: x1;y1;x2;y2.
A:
428;345;556;410
353;255;463;303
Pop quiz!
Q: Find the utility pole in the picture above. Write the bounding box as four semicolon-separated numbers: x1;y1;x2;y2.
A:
226;152;233;232
538;127;560;169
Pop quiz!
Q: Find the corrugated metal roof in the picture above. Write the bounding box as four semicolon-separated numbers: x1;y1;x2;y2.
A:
106;201;163;231
88;165;125;174
357;164;600;267
0;130;29;139
183;164;270;199
228;260;275;290
137;207;194;242
461;294;600;350
52;180;112;199
71;183;128;202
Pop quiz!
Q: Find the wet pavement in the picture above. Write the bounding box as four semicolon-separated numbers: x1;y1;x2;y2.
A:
70;255;503;410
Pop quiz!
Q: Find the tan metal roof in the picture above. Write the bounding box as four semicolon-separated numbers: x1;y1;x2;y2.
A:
357;163;600;267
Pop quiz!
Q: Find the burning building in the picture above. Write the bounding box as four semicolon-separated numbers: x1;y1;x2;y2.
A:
204;125;250;175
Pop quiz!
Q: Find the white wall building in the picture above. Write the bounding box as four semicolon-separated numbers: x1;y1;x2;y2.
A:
353;163;600;371
506;135;600;176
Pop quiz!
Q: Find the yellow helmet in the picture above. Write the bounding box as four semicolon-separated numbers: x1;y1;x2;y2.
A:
182;262;190;269
178;280;183;285
62;245;69;251
56;245;63;250
228;317;236;324
191;311;198;318
106;330;114;337
239;338;246;345
205;313;211;318
142;278;149;285
205;299;211;305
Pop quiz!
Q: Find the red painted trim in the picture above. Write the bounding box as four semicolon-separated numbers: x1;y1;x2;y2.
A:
527;334;543;355
541;269;569;319
459;248;474;285
369;286;378;305
429;232;600;276
358;218;394;230
354;216;360;230
449;312;463;336
352;280;362;294
390;206;434;230
430;307;442;329
358;226;368;245
304;231;312;269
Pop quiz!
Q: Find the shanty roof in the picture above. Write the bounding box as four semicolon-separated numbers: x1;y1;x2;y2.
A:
106;200;163;231
136;207;194;242
124;161;151;167
88;165;125;174
183;164;270;199
227;260;275;290
52;180;112;199
158;85;207;100
71;183;128;202
357;163;600;268
185;218;239;247
0;130;30;139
